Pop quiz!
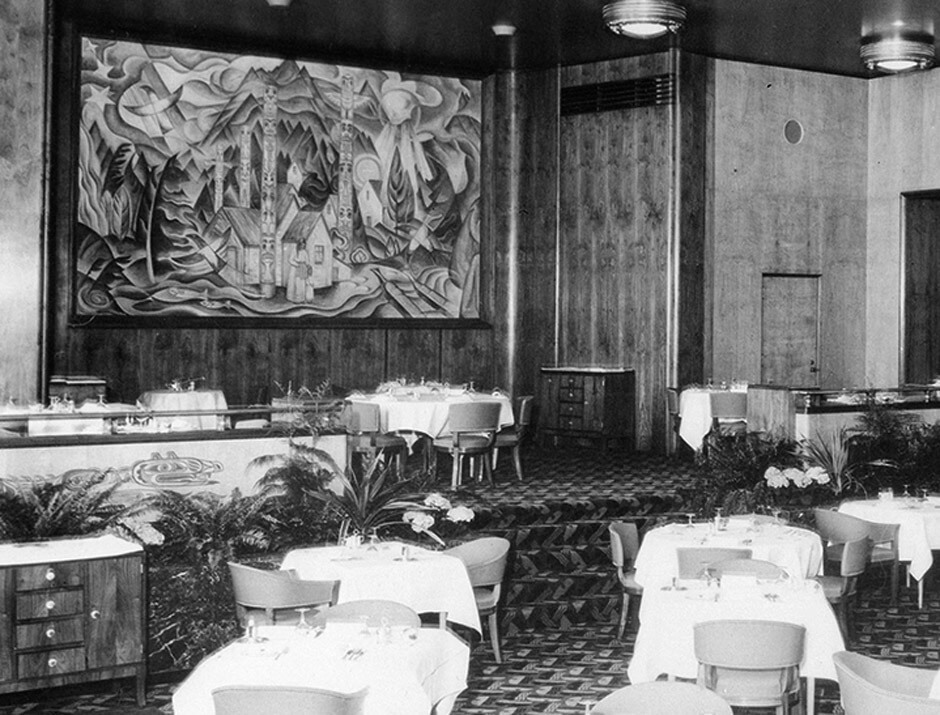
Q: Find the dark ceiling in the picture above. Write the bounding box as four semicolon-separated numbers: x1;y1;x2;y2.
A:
65;0;940;79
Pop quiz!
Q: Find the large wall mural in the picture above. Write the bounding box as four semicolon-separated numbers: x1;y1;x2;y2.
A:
75;37;482;322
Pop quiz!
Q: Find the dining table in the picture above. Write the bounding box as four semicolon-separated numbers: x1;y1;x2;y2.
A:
839;496;940;607
633;516;825;590
171;621;470;715
628;578;844;715
345;388;514;449
280;541;481;632
677;384;748;451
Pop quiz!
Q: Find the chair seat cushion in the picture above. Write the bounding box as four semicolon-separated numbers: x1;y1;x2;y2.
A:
348;433;407;450
494;433;519;448
816;575;845;602
826;543;894;563
433;435;492;451
619;568;643;594
473;586;498;611
706;668;797;707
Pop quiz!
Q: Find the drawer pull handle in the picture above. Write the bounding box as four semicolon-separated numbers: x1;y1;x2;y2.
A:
45;568;55;582
45;627;56;639
45;599;55;611
47;657;58;669
90;609;101;620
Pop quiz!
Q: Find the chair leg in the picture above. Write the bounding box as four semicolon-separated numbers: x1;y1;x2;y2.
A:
451;451;461;489
483;451;494;486
891;560;899;604
511;444;523;481
488;611;502;663
618;593;630;639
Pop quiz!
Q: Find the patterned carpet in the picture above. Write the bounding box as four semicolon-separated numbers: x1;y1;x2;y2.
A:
0;446;935;713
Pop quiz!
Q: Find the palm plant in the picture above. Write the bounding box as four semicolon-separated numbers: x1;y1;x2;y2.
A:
799;428;858;495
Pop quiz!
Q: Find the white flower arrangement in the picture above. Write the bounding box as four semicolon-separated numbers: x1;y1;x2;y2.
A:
402;493;475;546
764;465;831;490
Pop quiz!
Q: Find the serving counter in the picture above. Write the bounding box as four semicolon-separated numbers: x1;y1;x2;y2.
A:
746;385;940;440
0;402;346;500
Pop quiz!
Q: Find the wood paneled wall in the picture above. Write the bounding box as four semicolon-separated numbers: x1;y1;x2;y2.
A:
707;61;868;389
0;0;46;403
556;53;706;450
868;72;940;387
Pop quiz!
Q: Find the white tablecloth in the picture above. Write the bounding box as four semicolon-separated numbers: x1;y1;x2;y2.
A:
839;498;940;580
137;389;228;431
347;392;514;444
629;580;844;685
633;519;824;590
171;623;469;715
677;387;747;451
280;542;481;632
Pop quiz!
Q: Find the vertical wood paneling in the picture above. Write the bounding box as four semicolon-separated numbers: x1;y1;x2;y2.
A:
441;329;494;388
327;330;386;392
386;329;440;381
0;0;45;402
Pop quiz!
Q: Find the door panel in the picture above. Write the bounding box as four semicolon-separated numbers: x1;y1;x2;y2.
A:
761;275;820;388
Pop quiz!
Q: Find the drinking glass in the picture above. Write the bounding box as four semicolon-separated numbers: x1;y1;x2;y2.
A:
295;607;311;634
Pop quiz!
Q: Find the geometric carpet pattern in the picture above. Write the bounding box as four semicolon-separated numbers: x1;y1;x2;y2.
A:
0;446;938;713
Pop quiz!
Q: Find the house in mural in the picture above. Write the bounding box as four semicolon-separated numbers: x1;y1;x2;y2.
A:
357;180;384;229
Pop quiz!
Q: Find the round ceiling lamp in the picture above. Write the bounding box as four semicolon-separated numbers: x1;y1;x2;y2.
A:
860;32;935;73
602;0;686;40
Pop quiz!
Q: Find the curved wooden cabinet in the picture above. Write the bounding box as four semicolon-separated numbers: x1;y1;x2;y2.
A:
0;535;145;705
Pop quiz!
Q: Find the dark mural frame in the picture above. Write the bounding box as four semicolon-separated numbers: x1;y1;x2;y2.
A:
67;31;485;328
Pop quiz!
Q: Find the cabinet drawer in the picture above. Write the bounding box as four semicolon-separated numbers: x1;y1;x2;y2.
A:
17;563;83;591
561;418;584;431
16;617;84;648
558;387;584;403
16;590;83;619
17;647;86;679
559;402;583;418
559;374;583;389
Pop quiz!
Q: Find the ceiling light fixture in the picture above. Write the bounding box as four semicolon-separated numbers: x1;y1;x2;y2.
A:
266;0;292;7
860;32;935;73
602;0;686;40
491;23;516;37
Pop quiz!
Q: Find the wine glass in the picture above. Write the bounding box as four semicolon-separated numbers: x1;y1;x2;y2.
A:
921;488;930;501
771;507;782;525
295;607;311;634
903;484;911;500
685;512;696;528
366;528;379;551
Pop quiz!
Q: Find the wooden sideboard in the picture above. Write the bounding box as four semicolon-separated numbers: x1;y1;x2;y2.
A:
538;367;635;450
0;535;146;705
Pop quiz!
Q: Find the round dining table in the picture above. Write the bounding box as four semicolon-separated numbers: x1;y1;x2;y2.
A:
633;516;824;590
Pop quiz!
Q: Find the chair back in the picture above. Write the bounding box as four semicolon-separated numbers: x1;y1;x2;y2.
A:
710;391;747;420
813;508;869;544
608;522;640;570
839;536;873;579
833;651;940;715
445;536;511;587
341;401;381;434
676;547;752;579
865;520;900;556
707;558;786;580
212;684;367;715
309;599;420;629
227;562;339;624
447;401;502;434
514;395;534;434
666;387;680;415
694;619;805;670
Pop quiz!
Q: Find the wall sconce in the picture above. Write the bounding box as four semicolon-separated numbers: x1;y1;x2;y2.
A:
860;32;935;73
602;0;686;40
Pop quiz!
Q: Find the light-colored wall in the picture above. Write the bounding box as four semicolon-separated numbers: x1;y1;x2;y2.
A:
707;59;868;388
0;0;45;402
867;71;940;387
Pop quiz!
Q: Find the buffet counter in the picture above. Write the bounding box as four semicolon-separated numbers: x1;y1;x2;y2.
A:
0;400;346;500
746;385;940;440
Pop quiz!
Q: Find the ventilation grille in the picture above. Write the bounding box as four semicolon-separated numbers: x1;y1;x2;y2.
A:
560;73;675;116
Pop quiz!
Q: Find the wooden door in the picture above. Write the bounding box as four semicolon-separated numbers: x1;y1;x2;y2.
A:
761;275;820;388
903;192;940;384
85;555;143;668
